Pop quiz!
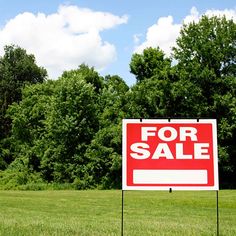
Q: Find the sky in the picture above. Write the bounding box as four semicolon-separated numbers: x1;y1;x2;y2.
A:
0;0;235;86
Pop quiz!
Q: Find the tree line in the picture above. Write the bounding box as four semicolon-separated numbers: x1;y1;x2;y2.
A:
0;15;235;189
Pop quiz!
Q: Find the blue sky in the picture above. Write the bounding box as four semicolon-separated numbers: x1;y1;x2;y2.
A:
0;0;235;85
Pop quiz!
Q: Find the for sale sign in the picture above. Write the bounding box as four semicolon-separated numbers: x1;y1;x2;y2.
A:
122;119;219;190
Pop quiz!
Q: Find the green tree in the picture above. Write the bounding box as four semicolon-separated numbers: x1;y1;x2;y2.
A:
61;64;104;93
127;78;170;118
172;16;236;107
0;45;47;134
128;16;236;187
130;47;171;82
5;69;100;187
41;76;99;183
172;15;236;185
85;75;129;188
0;45;47;170
173;16;236;78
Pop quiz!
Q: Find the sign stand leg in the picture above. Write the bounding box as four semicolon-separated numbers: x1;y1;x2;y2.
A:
121;190;124;236
216;190;219;236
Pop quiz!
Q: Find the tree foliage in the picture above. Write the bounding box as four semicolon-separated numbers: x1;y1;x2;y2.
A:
129;16;236;186
130;47;171;82
0;15;235;189
6;70;99;185
0;45;47;115
173;16;236;178
0;45;47;171
173;16;236;78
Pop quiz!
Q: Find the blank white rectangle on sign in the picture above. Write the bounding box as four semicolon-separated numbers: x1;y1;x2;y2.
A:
133;170;208;184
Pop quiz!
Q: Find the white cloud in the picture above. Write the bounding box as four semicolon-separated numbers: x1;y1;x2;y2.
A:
134;15;180;56
134;7;236;56
0;5;128;79
205;8;236;21
133;34;142;44
183;6;200;24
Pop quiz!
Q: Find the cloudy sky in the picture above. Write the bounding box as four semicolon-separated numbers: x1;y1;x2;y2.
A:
0;0;235;85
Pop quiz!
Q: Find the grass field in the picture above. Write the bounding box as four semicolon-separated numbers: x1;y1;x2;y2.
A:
0;190;235;236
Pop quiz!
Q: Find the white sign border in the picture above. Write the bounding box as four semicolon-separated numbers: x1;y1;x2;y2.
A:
122;119;219;191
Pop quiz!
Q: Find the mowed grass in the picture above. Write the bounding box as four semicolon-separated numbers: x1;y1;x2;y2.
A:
0;190;235;236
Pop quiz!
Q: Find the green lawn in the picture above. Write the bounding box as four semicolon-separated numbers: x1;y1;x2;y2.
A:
0;190;235;236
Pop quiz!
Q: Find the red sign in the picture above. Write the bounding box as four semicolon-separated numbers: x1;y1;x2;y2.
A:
122;119;219;190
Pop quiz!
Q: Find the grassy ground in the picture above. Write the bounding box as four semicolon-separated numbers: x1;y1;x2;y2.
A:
0;190;235;236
